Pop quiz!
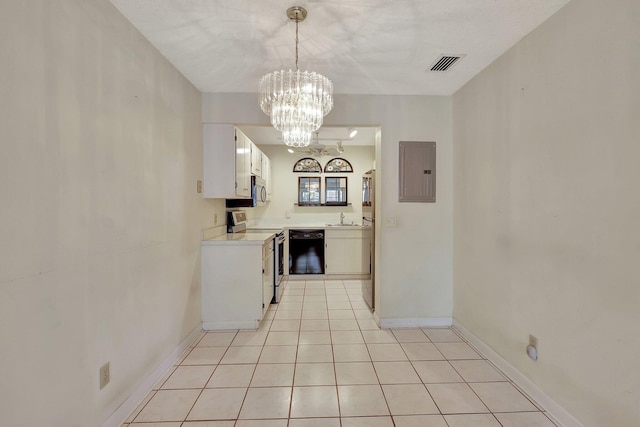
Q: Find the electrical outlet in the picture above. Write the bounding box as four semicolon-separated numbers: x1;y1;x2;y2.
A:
99;362;110;389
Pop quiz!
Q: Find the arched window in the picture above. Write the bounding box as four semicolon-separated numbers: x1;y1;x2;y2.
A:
324;157;353;173
293;157;322;173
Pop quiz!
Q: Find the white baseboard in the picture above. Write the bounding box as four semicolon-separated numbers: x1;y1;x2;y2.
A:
202;320;259;330
101;326;203;427
452;319;584;427
379;317;452;328
288;274;370;281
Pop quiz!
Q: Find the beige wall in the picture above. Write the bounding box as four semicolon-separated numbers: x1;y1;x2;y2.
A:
0;1;216;426
203;94;454;323
452;0;640;425
256;144;375;225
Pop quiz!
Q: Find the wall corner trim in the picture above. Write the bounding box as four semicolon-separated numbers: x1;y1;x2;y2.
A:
101;326;204;427
452;319;585;427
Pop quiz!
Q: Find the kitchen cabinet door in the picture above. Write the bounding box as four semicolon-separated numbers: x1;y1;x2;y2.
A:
263;155;272;201
251;142;263;177
262;240;274;316
203;124;251;198
235;129;252;197
325;229;370;274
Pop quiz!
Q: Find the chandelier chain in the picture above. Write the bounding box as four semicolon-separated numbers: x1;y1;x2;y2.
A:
295;15;299;70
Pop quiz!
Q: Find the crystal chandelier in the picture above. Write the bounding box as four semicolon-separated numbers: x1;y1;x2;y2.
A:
259;6;333;148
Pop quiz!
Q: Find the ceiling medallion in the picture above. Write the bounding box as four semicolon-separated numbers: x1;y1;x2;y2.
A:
259;6;333;148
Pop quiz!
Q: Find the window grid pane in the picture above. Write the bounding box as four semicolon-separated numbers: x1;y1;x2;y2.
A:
299;177;321;205
325;177;347;205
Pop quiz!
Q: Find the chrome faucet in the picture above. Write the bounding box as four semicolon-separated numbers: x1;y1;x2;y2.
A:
340;212;345;225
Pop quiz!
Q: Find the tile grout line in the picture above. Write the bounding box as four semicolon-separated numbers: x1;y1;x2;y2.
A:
127;278;556;426
446;328;559;424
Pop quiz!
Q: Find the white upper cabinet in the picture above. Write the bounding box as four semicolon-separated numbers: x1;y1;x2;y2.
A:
250;143;263;177
203;124;251;198
262;155;272;201
235;129;252;197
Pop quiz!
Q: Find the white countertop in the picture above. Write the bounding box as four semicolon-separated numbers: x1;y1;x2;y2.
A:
318;225;369;230
246;226;285;231
247;224;369;231
202;231;275;246
201;222;370;246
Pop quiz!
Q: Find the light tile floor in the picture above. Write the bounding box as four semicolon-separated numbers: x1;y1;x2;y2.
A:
122;279;558;427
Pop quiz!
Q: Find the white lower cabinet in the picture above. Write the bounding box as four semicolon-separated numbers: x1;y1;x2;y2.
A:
325;229;370;275
262;239;274;317
201;238;274;330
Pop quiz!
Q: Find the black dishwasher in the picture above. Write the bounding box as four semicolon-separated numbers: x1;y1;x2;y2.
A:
289;229;325;274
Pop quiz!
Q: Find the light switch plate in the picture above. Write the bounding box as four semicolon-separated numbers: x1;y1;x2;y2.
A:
385;216;397;227
99;362;110;389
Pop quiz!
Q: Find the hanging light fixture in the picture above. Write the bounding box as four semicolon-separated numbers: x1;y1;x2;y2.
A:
259;6;333;148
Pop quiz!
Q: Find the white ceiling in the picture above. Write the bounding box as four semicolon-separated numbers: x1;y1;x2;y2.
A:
240;125;377;146
109;0;569;96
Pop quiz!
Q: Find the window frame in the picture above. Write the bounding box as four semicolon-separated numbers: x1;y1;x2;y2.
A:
298;176;322;206
324;176;348;206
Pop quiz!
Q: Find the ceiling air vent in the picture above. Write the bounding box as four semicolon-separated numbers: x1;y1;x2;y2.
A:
429;54;465;72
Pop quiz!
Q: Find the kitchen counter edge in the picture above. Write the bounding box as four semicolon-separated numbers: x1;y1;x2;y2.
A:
202;231;276;246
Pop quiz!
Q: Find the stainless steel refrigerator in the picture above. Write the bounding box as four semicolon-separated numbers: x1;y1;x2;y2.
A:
362;170;375;311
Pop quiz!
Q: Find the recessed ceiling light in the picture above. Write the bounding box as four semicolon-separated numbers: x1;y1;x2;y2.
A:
287;148;295;153
348;128;358;138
